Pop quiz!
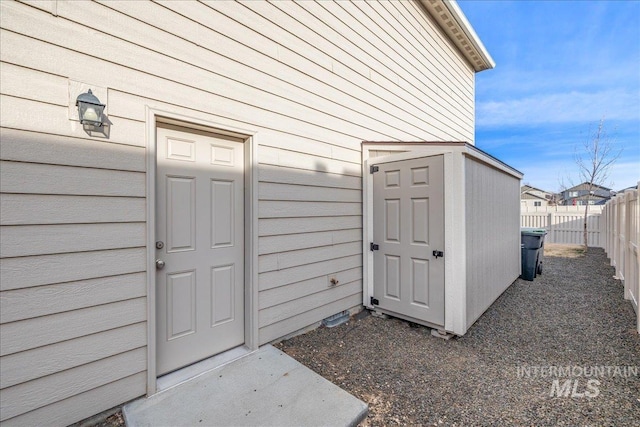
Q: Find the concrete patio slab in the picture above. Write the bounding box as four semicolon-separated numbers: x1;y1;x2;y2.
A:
123;345;368;427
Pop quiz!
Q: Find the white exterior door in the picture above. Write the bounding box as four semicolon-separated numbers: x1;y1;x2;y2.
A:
372;155;445;326
156;124;244;376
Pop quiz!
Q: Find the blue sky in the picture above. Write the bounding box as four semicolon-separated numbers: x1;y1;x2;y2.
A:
457;0;640;192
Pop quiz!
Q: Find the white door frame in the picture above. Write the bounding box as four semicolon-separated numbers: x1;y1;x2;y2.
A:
362;144;465;335
145;107;259;395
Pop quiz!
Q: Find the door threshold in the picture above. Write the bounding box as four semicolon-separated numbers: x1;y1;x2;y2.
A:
156;345;254;393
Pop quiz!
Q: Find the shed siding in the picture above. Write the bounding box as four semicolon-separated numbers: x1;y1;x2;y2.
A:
0;0;475;424
464;157;521;328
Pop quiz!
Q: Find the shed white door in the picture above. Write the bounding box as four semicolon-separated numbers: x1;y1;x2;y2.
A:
156;124;244;376
372;155;445;326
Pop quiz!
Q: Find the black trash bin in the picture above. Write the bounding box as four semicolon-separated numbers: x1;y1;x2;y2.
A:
521;228;547;281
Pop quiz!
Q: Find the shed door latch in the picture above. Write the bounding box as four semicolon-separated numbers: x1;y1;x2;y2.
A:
433;250;444;259
370;242;379;251
370;297;379;306
370;165;379;174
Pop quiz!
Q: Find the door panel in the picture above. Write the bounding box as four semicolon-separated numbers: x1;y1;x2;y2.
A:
372;155;444;326
211;264;234;325
167;270;196;339
210;180;234;247
156;124;245;376
166;177;195;252
385;255;401;299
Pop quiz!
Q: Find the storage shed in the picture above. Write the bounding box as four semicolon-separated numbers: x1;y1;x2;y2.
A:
363;143;523;336
0;0;510;425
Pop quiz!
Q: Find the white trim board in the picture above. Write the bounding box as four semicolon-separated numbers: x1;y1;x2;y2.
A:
145;107;259;396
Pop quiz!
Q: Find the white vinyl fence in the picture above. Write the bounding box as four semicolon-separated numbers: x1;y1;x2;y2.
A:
521;205;604;247
602;185;639;333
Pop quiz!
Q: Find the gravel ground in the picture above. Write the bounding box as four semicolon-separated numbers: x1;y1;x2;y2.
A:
275;246;640;426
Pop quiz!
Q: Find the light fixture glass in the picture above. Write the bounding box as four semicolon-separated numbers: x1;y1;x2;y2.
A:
76;89;105;127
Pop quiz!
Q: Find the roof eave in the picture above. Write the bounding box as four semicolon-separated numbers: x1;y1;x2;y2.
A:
419;0;495;72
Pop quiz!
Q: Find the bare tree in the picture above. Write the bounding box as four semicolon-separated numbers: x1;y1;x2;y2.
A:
574;118;621;251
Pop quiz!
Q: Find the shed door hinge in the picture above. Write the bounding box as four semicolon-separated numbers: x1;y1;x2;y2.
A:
370;165;379;174
370;242;379;251
370;297;379;306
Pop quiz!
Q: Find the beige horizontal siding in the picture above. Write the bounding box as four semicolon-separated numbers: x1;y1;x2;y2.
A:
0;322;146;389
260;241;362;273
259;295;362;344
0;223;145;258
224;0;473;141
0;248;146;290
258;145;361;177
126;0;435;140
259;228;361;255
1;3;390;146
259;216;363;236
260;254;362;291
259;182;361;203
0;373;146;427
260;267;362;309
0;66;147;424
1;0;477;423
295;0;473;138
258;164;362;190
260;280;362;327
259;201;362;218
0;62;68;106
0;347;146;422
0;298;147;357
0;272;146;323
0;160;145;197
0;93;145;148
259;241;362;275
109;89;361;165
0;194;146;225
0;128;146;171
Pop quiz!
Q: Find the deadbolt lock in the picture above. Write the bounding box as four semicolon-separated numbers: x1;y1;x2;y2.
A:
156;241;164;249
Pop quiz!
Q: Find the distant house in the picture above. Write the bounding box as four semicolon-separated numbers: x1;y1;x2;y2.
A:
521;184;554;208
560;182;614;206
617;184;639;193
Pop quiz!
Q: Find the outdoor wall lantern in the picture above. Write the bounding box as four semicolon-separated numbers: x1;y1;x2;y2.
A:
76;89;105;127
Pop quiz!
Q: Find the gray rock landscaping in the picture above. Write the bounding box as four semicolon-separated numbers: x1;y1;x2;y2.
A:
276;246;640;426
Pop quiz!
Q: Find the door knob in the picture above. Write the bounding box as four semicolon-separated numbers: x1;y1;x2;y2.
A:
156;259;165;270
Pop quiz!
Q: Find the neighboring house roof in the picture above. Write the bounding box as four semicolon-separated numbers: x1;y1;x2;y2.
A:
570;194;608;200
521;184;548;194
617;184;638;192
521;192;547;201
521;185;554;204
419;0;495;72
564;182;613;192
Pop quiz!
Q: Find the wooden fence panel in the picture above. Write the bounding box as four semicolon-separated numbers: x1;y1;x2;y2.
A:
602;184;640;334
521;208;603;247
